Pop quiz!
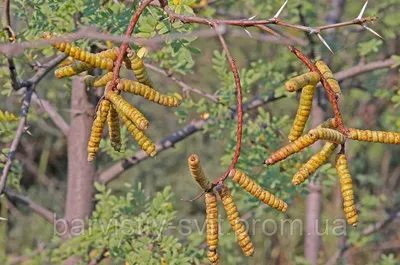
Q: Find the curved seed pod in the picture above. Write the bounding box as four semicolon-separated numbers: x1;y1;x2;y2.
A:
97;47;120;61
349;128;400;144
308;128;346;144
120;114;156;157
217;184;254;257
336;154;358;227
318;118;338;129
87;100;111;161
229;169;287;212
43;33;114;71
55;48;120;78
188;154;212;191
108;105;121;152
285;72;320;92
127;49;153;88
264;134;319;165
288;85;316;141
315;61;341;96
105;90;149;131
84;72;113;87
205;192;219;251
292;142;337;185
117;79;179;107
207;250;220;265
55;61;94;78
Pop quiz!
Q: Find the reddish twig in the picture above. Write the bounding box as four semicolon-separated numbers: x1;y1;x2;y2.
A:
287;46;348;135
256;25;348;135
212;24;243;185
108;0;155;90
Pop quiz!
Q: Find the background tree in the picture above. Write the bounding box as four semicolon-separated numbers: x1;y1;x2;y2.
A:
0;0;399;264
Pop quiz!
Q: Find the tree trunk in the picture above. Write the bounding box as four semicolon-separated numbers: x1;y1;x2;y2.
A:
304;101;324;265
64;76;96;238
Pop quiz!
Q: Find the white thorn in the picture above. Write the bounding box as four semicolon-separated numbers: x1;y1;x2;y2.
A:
274;0;288;19
248;14;258;20
0;217;7;221
357;1;368;20
362;24;384;39
244;28;253;38
317;33;334;54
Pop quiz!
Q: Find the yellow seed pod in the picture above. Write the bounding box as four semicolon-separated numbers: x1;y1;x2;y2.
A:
229;169;288;212
117;79;180;107
217;185;254;257
308;128;346;144
97;47;120;61
318;118;338;129
205;192;218;251
187;154;212;191
335;154;358;227
105;90;149;131
315;61;341;96
288;85;316;141
108;105;121;152
84;72;113;87
120;114;156;157
55;61;94;78
264;134;318;165
207;250;220;265
127;49;154;88
349;128;400;144
292;142;337;185
285;72;320;92
87;100;111;161
43;33;114;71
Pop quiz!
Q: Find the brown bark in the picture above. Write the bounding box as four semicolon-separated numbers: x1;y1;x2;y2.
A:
304;100;324;265
63;76;96;238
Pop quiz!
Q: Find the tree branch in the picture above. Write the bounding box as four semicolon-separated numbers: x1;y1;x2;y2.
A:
98;59;395;184
212;24;243;184
4;189;56;224
145;64;220;103
32;93;69;136
0;85;35;195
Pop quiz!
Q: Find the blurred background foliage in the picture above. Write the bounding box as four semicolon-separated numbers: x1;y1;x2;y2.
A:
0;0;399;264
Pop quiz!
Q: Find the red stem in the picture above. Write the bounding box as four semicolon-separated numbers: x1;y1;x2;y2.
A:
212;25;243;185
108;0;154;90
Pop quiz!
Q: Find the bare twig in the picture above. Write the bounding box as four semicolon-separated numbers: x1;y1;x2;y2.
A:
32;93;69;136
0;85;35;195
212;24;243;185
145;63;220;102
4;0;18;90
108;0;155;91
4;189;56;224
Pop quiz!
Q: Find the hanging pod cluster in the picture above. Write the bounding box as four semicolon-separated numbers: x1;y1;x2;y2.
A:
265;61;400;227
187;155;287;263
43;33;181;161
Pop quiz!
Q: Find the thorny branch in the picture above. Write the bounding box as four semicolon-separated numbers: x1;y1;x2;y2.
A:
0;85;35;195
108;0;155;90
212;24;243;185
0;54;66;195
98;59;395;184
